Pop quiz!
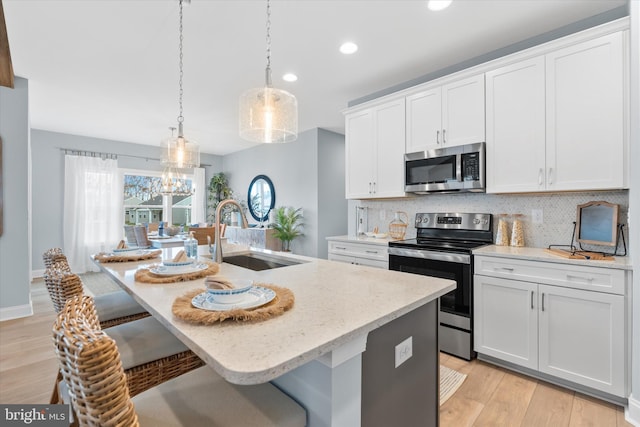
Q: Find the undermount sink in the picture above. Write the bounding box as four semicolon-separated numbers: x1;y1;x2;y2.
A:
222;252;305;271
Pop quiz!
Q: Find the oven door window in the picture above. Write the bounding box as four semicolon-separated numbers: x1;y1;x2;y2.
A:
390;255;471;317
406;155;457;185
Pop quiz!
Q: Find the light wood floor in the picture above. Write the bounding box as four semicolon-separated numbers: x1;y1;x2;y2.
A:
0;280;633;426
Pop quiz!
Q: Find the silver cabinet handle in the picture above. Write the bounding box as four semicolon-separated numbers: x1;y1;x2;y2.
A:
541;293;545;312
335;246;347;250
372;182;376;194
365;250;378;254
368;182;372;194
538;168;543;186
436;130;440;144
442;129;446;144
495;267;514;272
566;274;594;283
548;168;553;185
531;291;534;310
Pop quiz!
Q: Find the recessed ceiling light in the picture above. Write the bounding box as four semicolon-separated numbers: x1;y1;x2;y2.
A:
427;0;452;11
283;73;298;82
340;42;358;55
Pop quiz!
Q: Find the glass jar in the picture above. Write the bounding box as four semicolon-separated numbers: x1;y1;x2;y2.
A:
495;214;510;246
510;214;525;247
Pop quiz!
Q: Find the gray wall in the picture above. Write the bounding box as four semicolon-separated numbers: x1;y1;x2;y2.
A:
0;77;31;317
222;128;346;258
30;129;223;272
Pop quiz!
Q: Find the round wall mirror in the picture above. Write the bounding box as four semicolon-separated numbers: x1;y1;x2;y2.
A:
247;175;275;223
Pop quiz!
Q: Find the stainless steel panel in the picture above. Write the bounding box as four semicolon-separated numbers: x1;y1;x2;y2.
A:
440;324;473;360
440;311;470;330
388;247;470;264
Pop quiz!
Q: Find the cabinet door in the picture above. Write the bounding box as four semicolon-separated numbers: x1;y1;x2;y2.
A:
538;284;625;396
474;275;538;369
441;74;485;147
486;57;546;193
345;110;375;198
546;32;626;191
406;88;442;153
374;99;406;198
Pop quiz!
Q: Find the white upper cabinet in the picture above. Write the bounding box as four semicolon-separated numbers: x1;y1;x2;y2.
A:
345;98;406;199
487;31;627;193
545;32;626;191
406;74;485;153
486;57;546;193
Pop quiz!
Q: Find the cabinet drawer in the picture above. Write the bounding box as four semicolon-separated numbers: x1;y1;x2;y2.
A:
329;253;388;269
474;256;625;295
328;241;388;262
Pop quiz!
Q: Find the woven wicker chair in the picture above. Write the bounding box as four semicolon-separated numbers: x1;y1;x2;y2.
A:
43;270;203;405
54;296;306;427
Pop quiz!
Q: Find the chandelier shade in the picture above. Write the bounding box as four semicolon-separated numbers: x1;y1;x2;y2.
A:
239;86;298;143
160;123;200;168
239;0;298;144
160;165;193;196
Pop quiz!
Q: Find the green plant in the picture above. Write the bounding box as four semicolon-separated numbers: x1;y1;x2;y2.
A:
269;206;304;252
207;172;233;223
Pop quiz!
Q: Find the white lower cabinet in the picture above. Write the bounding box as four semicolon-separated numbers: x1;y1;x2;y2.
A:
328;240;388;269
474;256;627;398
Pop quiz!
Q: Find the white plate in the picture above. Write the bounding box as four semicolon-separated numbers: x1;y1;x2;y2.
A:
149;263;208;276
191;286;276;311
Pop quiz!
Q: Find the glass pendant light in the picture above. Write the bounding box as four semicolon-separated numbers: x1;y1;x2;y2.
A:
161;0;200;168
239;0;298;143
161;127;193;196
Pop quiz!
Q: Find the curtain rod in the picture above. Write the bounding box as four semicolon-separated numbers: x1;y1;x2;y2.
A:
57;147;210;166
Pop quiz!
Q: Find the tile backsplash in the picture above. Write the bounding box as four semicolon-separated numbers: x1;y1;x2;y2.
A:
349;190;630;254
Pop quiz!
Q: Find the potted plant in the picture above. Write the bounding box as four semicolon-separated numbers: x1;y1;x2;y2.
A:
207;172;241;224
269;206;303;252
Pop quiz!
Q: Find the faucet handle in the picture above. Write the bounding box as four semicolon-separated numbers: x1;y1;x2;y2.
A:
207;235;212;248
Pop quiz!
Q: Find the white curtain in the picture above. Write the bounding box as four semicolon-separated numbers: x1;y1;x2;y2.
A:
192;167;206;225
63;155;122;273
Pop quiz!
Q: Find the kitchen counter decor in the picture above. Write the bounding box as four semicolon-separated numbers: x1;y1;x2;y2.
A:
94;249;162;263
171;283;294;324
134;260;220;283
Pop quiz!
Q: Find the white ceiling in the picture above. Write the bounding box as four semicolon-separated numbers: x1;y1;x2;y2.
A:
4;0;628;156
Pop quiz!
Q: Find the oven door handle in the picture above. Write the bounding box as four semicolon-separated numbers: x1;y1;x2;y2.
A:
388;247;470;264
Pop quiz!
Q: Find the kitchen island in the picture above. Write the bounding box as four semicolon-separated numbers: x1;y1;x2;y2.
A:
96;245;455;426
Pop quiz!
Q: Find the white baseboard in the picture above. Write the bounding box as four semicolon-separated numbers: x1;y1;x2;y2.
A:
627;395;640;427
0;302;33;321
32;269;45;279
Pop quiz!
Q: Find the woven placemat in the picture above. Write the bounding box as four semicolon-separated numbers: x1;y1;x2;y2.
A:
172;284;294;323
94;249;162;263
134;261;220;284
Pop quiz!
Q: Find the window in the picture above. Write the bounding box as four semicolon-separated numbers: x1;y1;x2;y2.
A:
121;169;193;226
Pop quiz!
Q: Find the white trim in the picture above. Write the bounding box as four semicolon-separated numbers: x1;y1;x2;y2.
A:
0;302;33;321
626;395;640;426
32;269;45;279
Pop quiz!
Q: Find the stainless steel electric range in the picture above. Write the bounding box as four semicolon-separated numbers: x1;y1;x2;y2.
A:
388;212;493;360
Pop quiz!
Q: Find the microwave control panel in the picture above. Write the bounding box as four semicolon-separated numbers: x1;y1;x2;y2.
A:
462;152;480;181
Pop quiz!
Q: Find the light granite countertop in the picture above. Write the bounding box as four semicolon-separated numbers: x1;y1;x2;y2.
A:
97;244;455;385
474;245;633;271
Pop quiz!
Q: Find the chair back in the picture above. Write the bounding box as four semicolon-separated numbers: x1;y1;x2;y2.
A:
53;296;139;427
190;226;216;245
43;248;67;269
43;270;85;315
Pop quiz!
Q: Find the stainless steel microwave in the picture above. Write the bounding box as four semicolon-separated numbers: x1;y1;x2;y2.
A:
404;142;485;194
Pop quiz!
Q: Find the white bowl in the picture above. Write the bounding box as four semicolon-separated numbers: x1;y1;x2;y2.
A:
163;259;194;267
206;279;253;304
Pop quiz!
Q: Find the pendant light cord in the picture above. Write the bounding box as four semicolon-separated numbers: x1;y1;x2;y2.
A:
178;0;184;127
265;0;272;87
